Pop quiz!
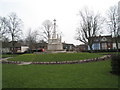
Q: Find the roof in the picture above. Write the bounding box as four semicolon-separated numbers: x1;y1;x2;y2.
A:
62;43;75;47
89;35;113;43
112;36;120;43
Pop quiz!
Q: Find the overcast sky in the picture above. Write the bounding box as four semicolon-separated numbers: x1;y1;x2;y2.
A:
0;0;119;45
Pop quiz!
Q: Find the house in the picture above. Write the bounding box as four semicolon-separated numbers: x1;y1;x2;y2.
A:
2;41;10;53
2;48;10;53
2;41;29;53
75;44;88;52
88;35;113;50
100;36;113;50
10;42;29;53
112;36;120;49
63;43;75;51
37;41;48;49
26;40;48;50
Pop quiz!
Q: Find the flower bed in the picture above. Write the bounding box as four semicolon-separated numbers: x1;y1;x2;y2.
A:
2;55;111;65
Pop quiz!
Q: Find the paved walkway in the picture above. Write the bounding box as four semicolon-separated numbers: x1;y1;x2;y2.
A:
0;57;12;62
17;62;32;65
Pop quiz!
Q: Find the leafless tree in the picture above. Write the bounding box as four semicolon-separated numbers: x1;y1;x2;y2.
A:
75;8;104;51
0;16;10;52
7;12;23;53
0;17;8;39
25;29;39;50
40;20;53;42
107;5;120;51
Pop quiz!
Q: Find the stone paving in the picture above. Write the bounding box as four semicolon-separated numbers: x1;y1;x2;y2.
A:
17;62;32;65
1;55;111;65
0;57;12;62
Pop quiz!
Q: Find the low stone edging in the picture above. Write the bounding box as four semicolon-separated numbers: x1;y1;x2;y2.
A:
1;55;111;65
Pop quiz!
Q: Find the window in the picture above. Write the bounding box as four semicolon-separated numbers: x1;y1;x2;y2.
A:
101;37;107;41
101;43;107;49
107;43;111;49
94;43;100;50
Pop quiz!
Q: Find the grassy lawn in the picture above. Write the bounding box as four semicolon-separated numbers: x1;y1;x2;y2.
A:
2;60;119;88
0;64;2;89
95;52;120;55
8;53;103;62
2;54;20;58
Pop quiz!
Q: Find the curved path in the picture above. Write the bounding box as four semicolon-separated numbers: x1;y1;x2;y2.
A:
1;55;111;65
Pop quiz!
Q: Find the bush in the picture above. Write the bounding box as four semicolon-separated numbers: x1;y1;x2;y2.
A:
111;54;120;75
85;49;120;53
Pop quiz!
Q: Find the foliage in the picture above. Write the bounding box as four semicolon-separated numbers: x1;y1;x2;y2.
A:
111;53;120;75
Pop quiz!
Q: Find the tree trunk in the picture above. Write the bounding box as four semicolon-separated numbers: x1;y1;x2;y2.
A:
115;37;119;52
88;39;93;52
12;34;15;54
89;44;93;53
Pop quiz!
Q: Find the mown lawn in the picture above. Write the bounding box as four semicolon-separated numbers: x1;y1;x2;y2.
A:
8;53;103;62
2;60;119;88
0;64;2;89
2;54;20;58
95;52;120;55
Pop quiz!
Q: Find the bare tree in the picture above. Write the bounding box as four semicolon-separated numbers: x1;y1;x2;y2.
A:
75;8;104;51
7;12;23;53
0;17;8;39
107;5;120;51
0;17;10;53
41;20;53;42
25;29;39;50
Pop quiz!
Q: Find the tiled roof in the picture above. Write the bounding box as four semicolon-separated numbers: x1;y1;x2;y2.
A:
90;35;113;43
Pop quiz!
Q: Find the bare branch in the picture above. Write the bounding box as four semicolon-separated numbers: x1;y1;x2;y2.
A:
40;20;53;42
107;4;120;50
75;8;104;51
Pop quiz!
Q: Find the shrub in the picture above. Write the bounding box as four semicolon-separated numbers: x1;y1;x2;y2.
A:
111;53;120;75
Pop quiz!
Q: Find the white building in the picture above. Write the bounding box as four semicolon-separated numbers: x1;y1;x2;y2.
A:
113;43;120;49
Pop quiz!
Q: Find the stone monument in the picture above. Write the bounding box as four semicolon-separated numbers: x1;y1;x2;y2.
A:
47;19;63;51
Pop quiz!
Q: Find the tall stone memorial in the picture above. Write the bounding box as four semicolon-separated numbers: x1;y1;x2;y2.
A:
47;19;63;51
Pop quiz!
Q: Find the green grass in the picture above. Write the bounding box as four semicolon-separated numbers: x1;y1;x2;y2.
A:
2;60;119;88
8;53;103;62
95;52;120;55
0;64;2;89
2;54;19;58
